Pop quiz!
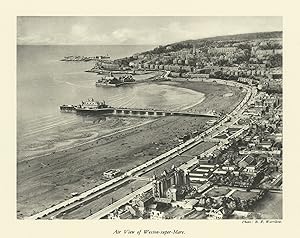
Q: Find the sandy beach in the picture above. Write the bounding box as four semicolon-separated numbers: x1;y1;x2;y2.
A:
17;79;246;218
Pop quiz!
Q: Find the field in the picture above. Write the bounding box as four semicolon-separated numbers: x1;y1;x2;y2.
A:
232;190;259;200
164;207;193;219
253;192;282;219
17;79;246;218
205;187;231;197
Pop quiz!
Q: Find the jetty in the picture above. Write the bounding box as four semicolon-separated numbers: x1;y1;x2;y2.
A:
60;105;218;118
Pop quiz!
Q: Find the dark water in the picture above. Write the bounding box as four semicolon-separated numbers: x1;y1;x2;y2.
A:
17;45;204;156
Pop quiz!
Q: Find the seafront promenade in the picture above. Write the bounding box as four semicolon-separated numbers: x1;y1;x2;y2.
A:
85;80;255;220
25;78;254;220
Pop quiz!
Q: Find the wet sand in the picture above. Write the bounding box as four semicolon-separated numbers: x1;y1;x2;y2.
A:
17;117;154;162
17;80;246;218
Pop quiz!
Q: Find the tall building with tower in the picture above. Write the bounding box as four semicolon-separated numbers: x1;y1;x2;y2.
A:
152;165;189;199
192;44;196;55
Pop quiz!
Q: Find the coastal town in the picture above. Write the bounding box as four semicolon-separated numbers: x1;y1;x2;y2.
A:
96;32;283;220
18;31;282;220
88;31;282;93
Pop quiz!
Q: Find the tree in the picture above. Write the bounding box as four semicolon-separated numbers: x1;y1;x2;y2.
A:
223;207;234;218
240;200;249;211
199;197;206;207
247;212;262;219
234;197;242;210
247;198;256;209
227;199;237;210
206;197;213;207
237;43;251;51
269;54;282;67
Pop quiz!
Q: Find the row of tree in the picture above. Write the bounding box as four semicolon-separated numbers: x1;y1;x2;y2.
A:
197;189;267;212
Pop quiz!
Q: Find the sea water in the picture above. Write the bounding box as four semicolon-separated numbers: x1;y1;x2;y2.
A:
17;45;204;159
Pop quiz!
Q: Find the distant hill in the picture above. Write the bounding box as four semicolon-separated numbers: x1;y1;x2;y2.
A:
178;31;282;45
138;31;282;56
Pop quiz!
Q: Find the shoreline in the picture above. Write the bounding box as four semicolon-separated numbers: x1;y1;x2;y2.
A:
18;81;205;162
17;79;246;218
18;118;157;163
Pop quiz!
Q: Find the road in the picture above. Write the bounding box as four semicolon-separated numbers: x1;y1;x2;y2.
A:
42;177;133;219
85;183;153;220
85;83;256;219
25;79;255;220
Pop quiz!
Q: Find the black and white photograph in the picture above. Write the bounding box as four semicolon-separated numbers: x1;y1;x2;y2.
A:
16;16;283;220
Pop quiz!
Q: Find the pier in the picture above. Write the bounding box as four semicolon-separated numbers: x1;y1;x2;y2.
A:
60;106;218;118
111;108;218;118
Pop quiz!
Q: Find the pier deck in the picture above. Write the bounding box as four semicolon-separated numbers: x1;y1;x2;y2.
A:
60;106;219;118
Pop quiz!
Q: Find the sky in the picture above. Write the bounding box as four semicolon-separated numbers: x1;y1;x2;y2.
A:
17;16;282;45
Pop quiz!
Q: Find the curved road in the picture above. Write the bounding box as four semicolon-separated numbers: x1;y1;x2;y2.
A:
25;79;256;220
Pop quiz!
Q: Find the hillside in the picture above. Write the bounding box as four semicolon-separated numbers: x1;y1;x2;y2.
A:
139;31;282;56
179;31;282;45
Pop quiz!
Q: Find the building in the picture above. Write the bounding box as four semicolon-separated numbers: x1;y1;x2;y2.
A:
166;186;177;201
103;169;121;179
182;65;193;72
150;210;166;220
131;192;154;214
108;209;133;219
168;65;182;72
207;207;226;219
152;166;189;198
238;77;253;85
221;165;236;171
171;199;199;210
100;62;120;70
247;157;265;171
192;182;213;194
213;168;228;175
237;155;255;168
206;119;218;125
208;47;237;54
255;49;276;57
189;164;217;183
170;72;181;77
187;73;210;79
260;141;273;150
159;65;164;70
